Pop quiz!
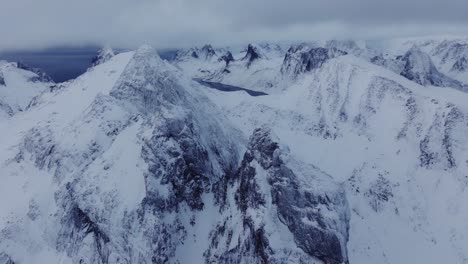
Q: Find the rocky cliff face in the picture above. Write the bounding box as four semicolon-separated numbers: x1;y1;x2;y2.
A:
242;44;267;68
218;51;234;66
281;45;347;78
206;128;349;264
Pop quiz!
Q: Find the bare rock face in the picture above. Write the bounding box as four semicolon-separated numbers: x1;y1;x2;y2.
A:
242;44;265;68
207;128;350;264
218;51;234;66
281;44;347;77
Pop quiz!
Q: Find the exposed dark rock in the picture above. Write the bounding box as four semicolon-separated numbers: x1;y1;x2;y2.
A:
56;198;110;264
142;118;211;211
219;51;234;66
419;104;463;169
200;44;216;59
212;128;350;264
451;56;468;72
91;47;115;66
0;71;5;86
0;99;13;116
242;44;263;68
281;45;347;77
365;174;394;212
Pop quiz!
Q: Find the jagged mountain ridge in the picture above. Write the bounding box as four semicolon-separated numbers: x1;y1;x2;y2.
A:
0;45;350;264
1;37;468;264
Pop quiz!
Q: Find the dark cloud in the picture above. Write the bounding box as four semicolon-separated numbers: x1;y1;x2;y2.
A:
1;0;468;51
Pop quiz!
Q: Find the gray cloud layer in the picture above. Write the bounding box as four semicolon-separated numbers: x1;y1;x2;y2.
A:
2;0;468;51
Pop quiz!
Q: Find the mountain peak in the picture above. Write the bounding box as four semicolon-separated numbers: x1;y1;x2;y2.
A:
200;44;216;59
400;46;466;90
281;45;347;77
91;46;115;66
218;50;234;66
242;44;265;67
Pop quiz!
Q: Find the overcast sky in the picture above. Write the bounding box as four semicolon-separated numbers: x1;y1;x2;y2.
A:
2;0;468;51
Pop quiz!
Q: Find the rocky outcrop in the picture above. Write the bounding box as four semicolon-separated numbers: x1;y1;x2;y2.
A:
451;56;468;72
207;128;350;264
91;46;115;66
218;51;234;66
0;71;5;86
281;45;347;77
242;44;265;68
199;44;216;60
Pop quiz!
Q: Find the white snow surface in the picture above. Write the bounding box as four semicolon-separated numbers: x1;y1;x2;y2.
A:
0;61;52;117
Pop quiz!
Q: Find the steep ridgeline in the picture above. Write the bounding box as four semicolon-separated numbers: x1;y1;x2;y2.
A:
0;61;53;117
0;45;238;263
0;45;350;264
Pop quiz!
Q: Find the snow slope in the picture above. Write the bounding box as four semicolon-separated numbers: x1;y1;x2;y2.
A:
0;61;52;117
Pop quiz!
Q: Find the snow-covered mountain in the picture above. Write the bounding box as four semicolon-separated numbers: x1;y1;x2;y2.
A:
1;37;468;264
201;52;468;264
0;61;53;117
172;43;286;91
382;37;468;85
398;46;467;91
